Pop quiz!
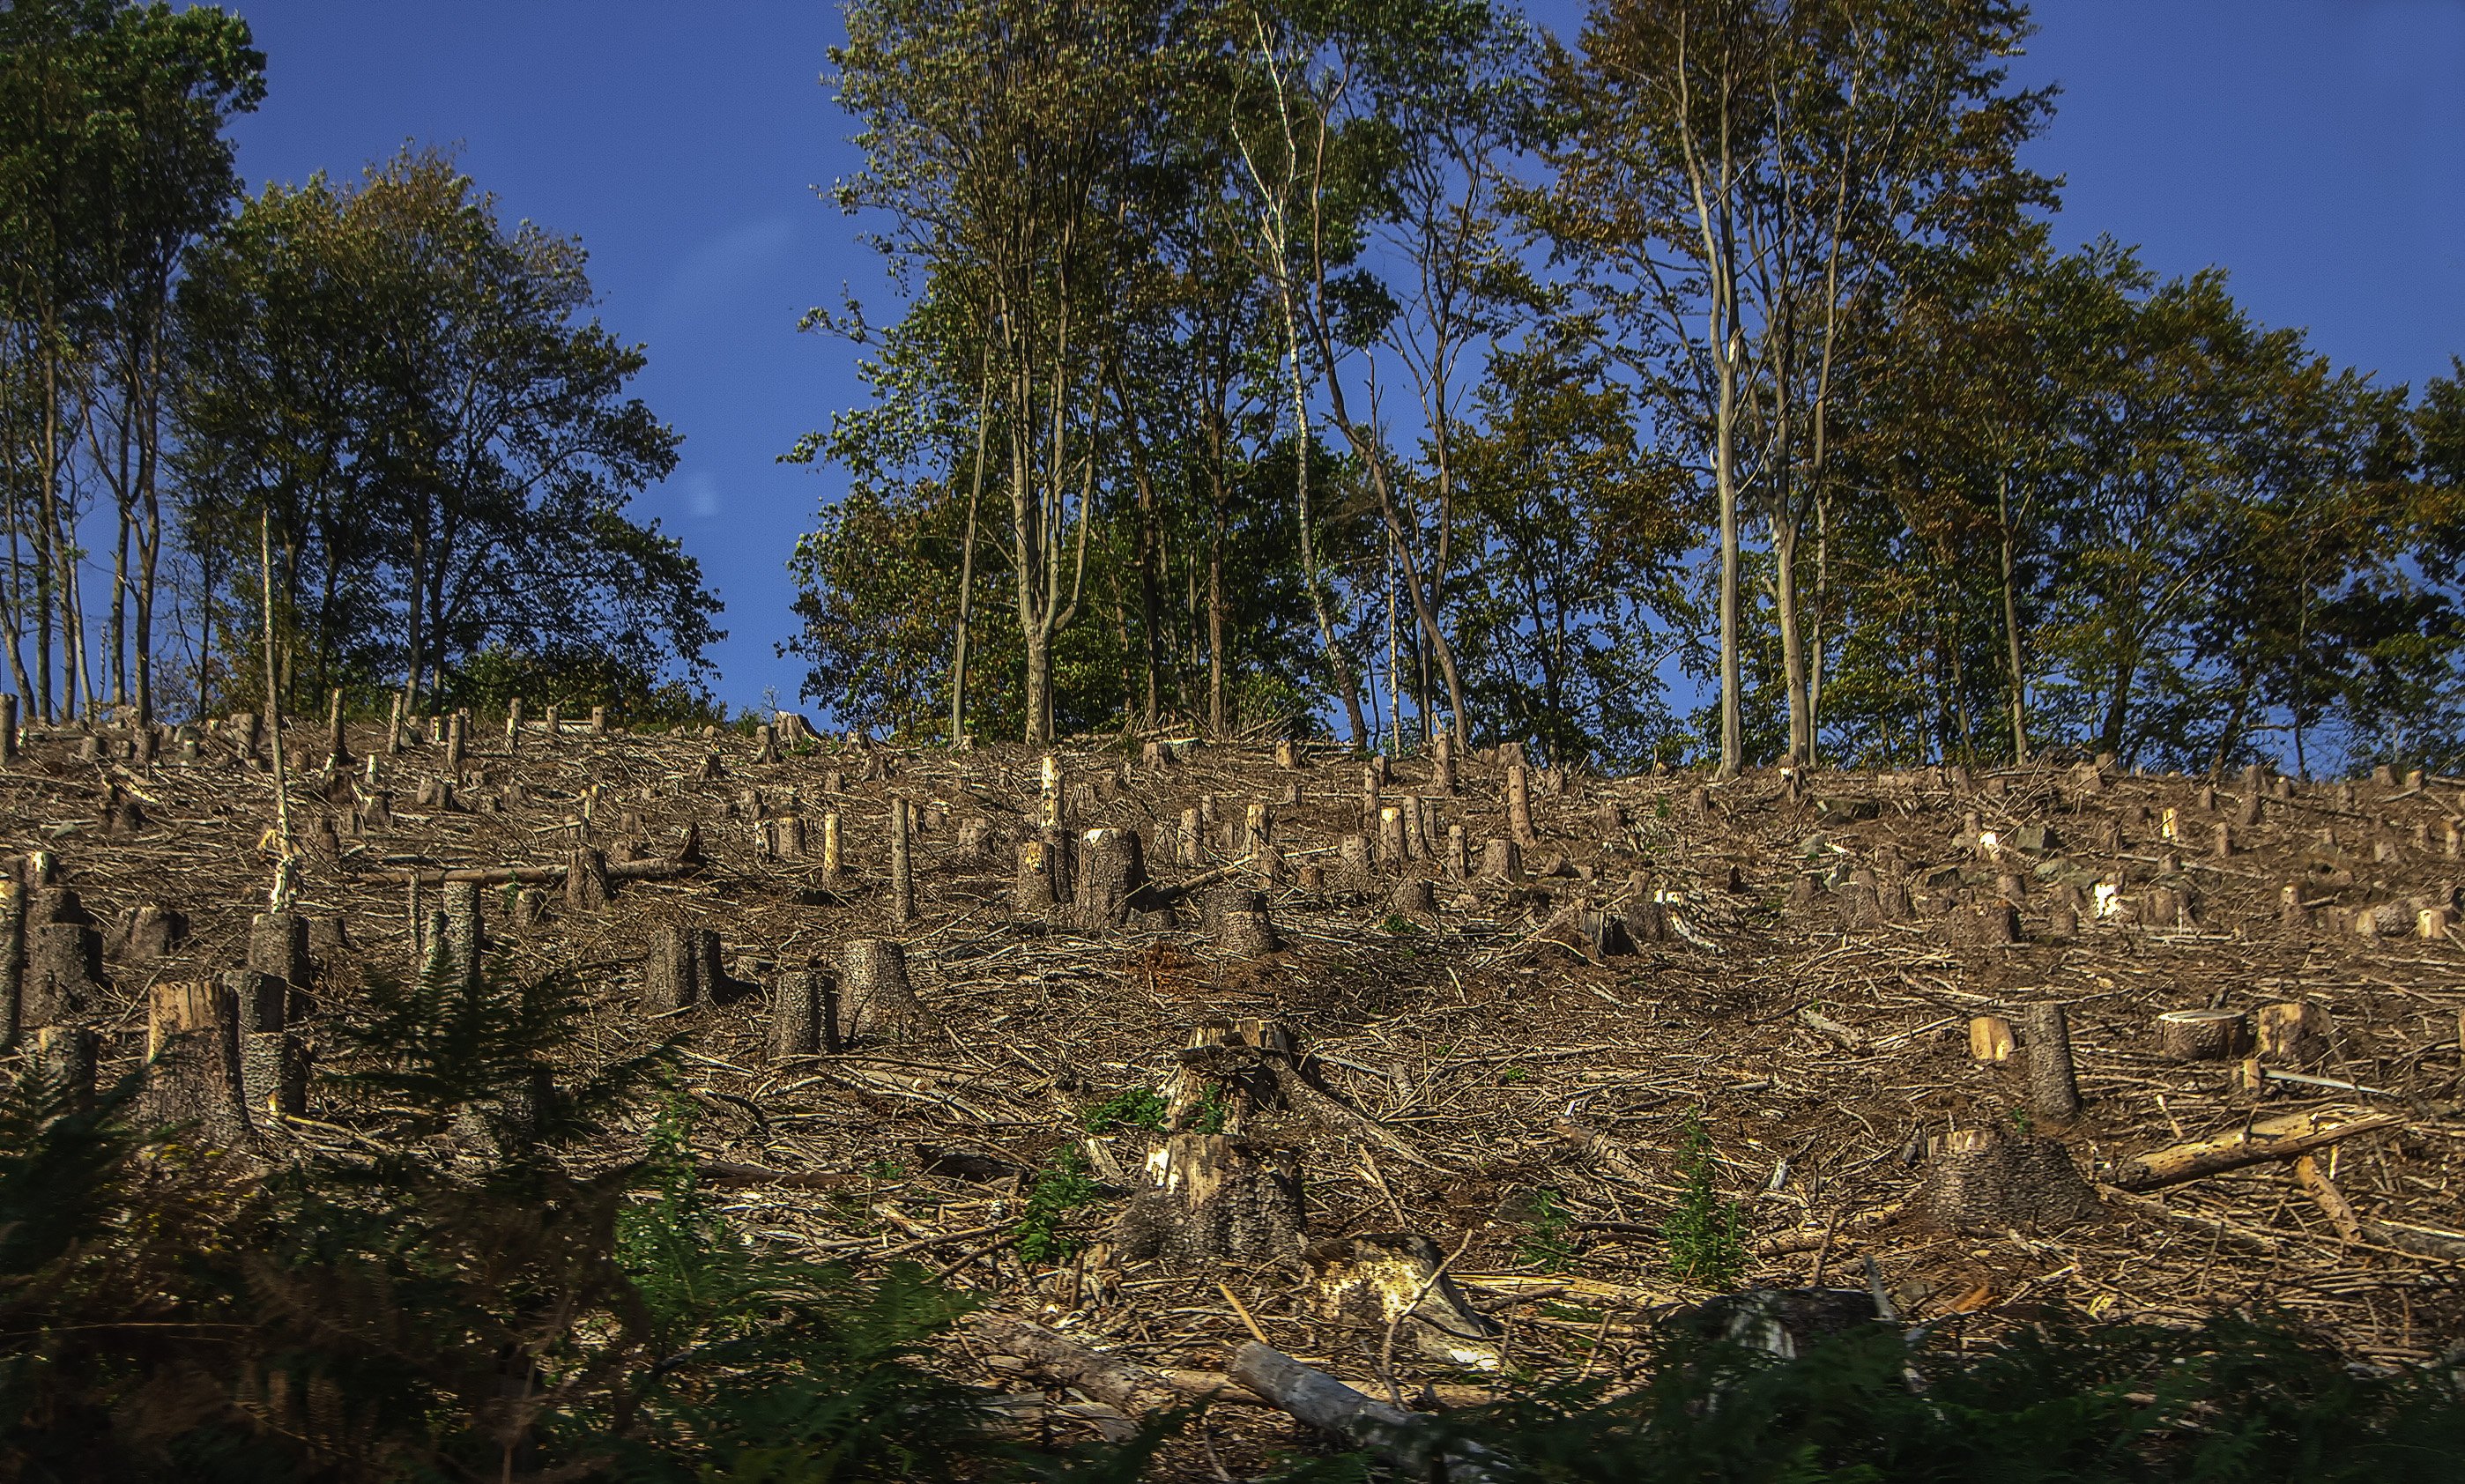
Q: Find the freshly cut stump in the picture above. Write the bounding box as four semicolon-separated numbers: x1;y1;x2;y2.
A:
2155;1008;2253;1062
143;979;251;1148
1920;1129;2099;1234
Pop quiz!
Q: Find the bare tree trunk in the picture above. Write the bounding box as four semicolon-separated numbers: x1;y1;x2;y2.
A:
1997;471;2029;763
950;349;991;744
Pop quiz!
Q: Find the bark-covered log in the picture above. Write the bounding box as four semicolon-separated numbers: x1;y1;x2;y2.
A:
1228;1344;1490;1481
2107;1110;2400;1191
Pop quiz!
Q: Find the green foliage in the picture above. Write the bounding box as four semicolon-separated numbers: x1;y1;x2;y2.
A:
1515;1187;1576;1273
1080;1086;1169;1135
172;146;721;716
0;954;1036;1481
1383;1314;2465;1484
1189;1086;1230;1137
1660;1114;1746;1290
1015;1144;1100;1266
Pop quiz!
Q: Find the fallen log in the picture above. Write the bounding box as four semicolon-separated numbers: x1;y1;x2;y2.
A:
2105;1111;2401;1191
976;1318;1232;1416
1229;1341;1494;1481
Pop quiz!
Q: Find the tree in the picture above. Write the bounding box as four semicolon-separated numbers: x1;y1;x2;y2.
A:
173;148;717;716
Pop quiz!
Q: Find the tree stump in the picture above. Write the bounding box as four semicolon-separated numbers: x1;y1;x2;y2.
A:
1919;1129;2099;1233
2255;1000;2330;1065
1073;827;1149;932
1431;732;1457;795
1114;1132;1303;1269
108;903;187;964
1014;838;1058;916
768;963;831;1061
1388;876;1437;923
567;844;610;911
1306;1233;1503;1369
0;693;14;763
1377;806;1407;865
2023;1003;2082;1120
2155;1008;2253;1061
1334;834;1373;893
1838;878;1882;930
1359;765;1381;833
246;909;313;1026
228;968;306;1120
32;1024;96;1107
1477;836;1519;884
1506;763;1536;845
1959;900;2019;946
1207;887;1279;958
1622;895;1672;945
888;798;916;924
1242;801;1272;857
954;815;992;864
1444;823;1468;879
842;939;929;1042
643;925;701;1013
143;979;251;1149
1968;1015;2016;1062
819;811;846;888
1177;807;1202;867
23;921;101;1027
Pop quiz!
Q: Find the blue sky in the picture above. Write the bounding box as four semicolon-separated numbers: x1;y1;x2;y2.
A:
218;0;2465;715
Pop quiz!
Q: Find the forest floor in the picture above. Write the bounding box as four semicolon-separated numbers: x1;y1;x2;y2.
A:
7;717;2463;1473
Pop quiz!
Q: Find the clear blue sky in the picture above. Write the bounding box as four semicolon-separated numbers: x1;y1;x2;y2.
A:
217;1;2465;716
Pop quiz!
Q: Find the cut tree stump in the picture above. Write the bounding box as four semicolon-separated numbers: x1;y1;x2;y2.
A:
22;920;101;1027
1072;827;1149;932
2255;1000;2330;1065
1113;1132;1303;1268
643;925;702;1013
1968;1015;2016;1063
2023;1002;2082;1120
2155;1008;2253;1062
1207;887;1280;958
841;938;929;1042
143;978;251;1148
768;962;830;1060
1920;1129;2100;1232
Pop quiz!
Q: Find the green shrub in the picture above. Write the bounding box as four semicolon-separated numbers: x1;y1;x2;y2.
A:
1660;1113;1746;1288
